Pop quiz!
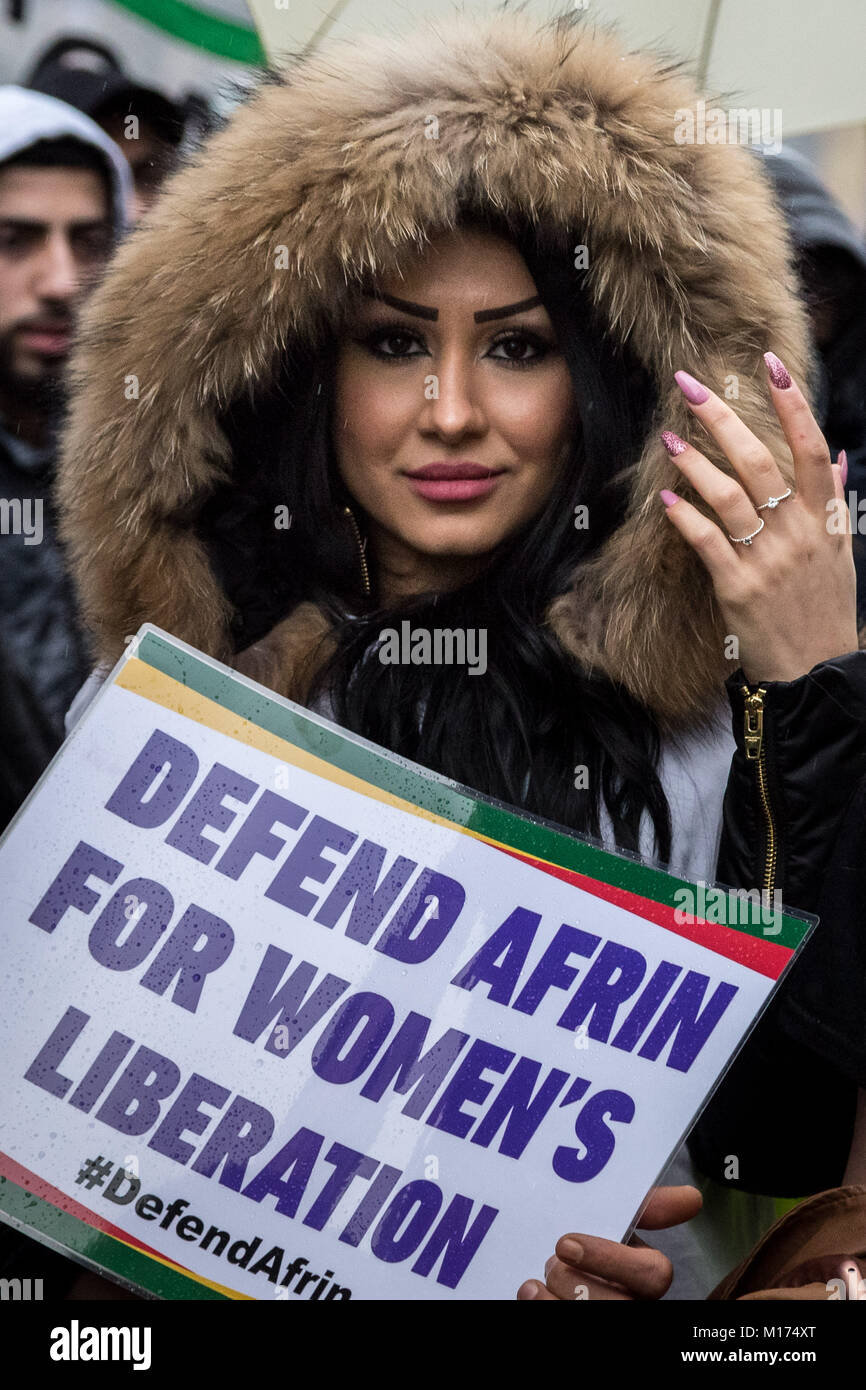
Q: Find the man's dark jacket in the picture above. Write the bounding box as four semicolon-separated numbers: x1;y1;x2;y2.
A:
0;427;89;734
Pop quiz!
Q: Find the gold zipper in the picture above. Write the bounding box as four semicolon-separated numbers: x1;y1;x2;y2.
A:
742;683;777;898
342;505;371;597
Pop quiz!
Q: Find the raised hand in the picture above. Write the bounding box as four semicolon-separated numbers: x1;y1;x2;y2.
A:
659;355;857;684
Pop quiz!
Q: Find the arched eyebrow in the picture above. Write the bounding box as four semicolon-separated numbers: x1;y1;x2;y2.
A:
363;291;438;320
361;291;542;322
474;295;541;323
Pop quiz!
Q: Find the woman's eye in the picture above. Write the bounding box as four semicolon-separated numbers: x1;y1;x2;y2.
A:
361;328;425;359
488;333;549;366
353;325;552;365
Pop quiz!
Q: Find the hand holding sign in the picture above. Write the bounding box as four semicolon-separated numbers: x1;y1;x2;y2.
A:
517;1185;703;1301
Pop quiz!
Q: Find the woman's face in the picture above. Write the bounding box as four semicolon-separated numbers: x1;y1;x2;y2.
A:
333;226;577;599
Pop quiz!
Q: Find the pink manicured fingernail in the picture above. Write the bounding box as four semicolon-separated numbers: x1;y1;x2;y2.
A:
517;1280;540;1300
764;352;792;389
839;449;848;488
674;370;709;404
661;430;688;456
660;489;680;508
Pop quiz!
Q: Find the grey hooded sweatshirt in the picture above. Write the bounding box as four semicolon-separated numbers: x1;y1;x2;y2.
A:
0;87;131;732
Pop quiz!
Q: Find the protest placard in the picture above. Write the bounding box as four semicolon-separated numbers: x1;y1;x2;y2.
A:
0;627;813;1300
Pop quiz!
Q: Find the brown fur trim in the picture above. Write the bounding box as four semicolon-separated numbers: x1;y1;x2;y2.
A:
58;11;815;722
232;602;336;705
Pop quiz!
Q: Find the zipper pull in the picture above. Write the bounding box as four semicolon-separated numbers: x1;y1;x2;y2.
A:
742;683;767;762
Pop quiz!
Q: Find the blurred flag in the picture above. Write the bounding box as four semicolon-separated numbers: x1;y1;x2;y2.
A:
247;0;866;137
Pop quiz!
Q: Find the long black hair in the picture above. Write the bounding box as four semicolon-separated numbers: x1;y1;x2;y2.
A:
197;209;673;862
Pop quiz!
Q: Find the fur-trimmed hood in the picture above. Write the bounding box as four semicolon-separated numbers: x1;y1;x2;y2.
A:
58;9;813;724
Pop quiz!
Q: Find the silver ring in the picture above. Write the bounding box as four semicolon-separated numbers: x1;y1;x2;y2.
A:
729;518;765;546
756;487;793;512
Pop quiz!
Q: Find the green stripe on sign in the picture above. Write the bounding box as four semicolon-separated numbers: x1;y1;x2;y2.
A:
135;629;812;953
107;0;265;65
0;1175;224;1299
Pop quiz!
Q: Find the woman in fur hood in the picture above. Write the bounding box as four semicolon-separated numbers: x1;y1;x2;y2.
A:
57;11;866;1299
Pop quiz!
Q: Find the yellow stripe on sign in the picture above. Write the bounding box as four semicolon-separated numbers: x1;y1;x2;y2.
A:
114;657;641;912
115;657;491;847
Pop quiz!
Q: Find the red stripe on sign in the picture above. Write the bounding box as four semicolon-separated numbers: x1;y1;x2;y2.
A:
497;848;792;981
0;1152;169;1264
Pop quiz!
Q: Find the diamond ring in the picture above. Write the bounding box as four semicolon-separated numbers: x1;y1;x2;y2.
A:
756;488;793;512
729;518;765;546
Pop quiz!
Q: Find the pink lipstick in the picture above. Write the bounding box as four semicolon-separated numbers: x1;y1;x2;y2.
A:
404;461;505;502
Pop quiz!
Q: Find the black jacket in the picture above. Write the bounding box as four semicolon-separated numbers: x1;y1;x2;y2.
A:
0;428;89;736
0;634;58;831
690;651;866;1195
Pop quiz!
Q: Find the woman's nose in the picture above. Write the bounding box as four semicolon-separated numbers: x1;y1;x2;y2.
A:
418;353;487;439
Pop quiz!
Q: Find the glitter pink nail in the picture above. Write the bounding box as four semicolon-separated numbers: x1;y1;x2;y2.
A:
764;352;792;389
661;431;688;456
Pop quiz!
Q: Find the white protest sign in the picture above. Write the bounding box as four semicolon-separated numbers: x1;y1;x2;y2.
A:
0;628;811;1299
